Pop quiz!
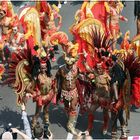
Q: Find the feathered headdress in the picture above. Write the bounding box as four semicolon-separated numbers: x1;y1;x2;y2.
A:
91;28;113;55
124;53;140;80
2;48;32;86
1;48;32;105
123;52;140;107
90;28;114;68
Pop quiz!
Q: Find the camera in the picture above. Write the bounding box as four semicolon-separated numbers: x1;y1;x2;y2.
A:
0;123;17;139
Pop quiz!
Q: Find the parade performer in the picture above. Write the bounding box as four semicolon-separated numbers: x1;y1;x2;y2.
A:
2;48;56;139
0;2;13;41
0;3;13;62
83;62;111;136
109;55;130;139
2;5;58;139
36;1;62;44
119;51;140;108
108;1;128;50
109;38;140;139
30;53;56;139
82;31;112;135
56;48;79;136
8;15;26;52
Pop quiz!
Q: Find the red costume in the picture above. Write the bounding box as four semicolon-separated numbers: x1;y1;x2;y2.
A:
19;6;41;56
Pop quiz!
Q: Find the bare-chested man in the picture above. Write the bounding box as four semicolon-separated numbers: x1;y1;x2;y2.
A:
84;62;111;135
56;53;79;135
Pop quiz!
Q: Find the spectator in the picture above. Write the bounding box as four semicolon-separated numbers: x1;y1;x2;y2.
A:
1;103;32;140
21;103;32;138
33;122;53;140
2;132;13;140
11;128;31;140
1;128;31;140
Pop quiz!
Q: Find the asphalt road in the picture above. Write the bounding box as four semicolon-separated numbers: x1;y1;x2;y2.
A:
0;1;140;139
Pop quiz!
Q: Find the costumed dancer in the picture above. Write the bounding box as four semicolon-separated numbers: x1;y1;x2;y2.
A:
2;47;56;139
7;14;26;58
109;55;130;139
56;46;79;136
116;49;140;109
108;1;128;50
30;52;56;139
2;5;57;139
36;1;62;62
0;2;13;62
81;31;113;136
37;1;62;43
84;62;111;136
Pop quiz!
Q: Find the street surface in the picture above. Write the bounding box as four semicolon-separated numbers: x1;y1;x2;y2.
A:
0;1;140;139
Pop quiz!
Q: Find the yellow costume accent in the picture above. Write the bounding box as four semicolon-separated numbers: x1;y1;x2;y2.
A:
131;34;140;57
7;0;14;16
74;18;104;46
14;59;32;106
19;7;41;46
0;64;5;80
68;43;79;57
36;0;41;12
104;2;110;13
40;50;47;58
0;43;4;50
52;4;59;13
113;49;128;60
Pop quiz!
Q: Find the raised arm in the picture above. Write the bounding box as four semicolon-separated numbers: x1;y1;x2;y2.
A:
20;104;32;138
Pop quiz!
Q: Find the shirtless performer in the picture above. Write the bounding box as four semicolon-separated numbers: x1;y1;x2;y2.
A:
84;62;111;135
30;56;56;139
56;52;79;136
